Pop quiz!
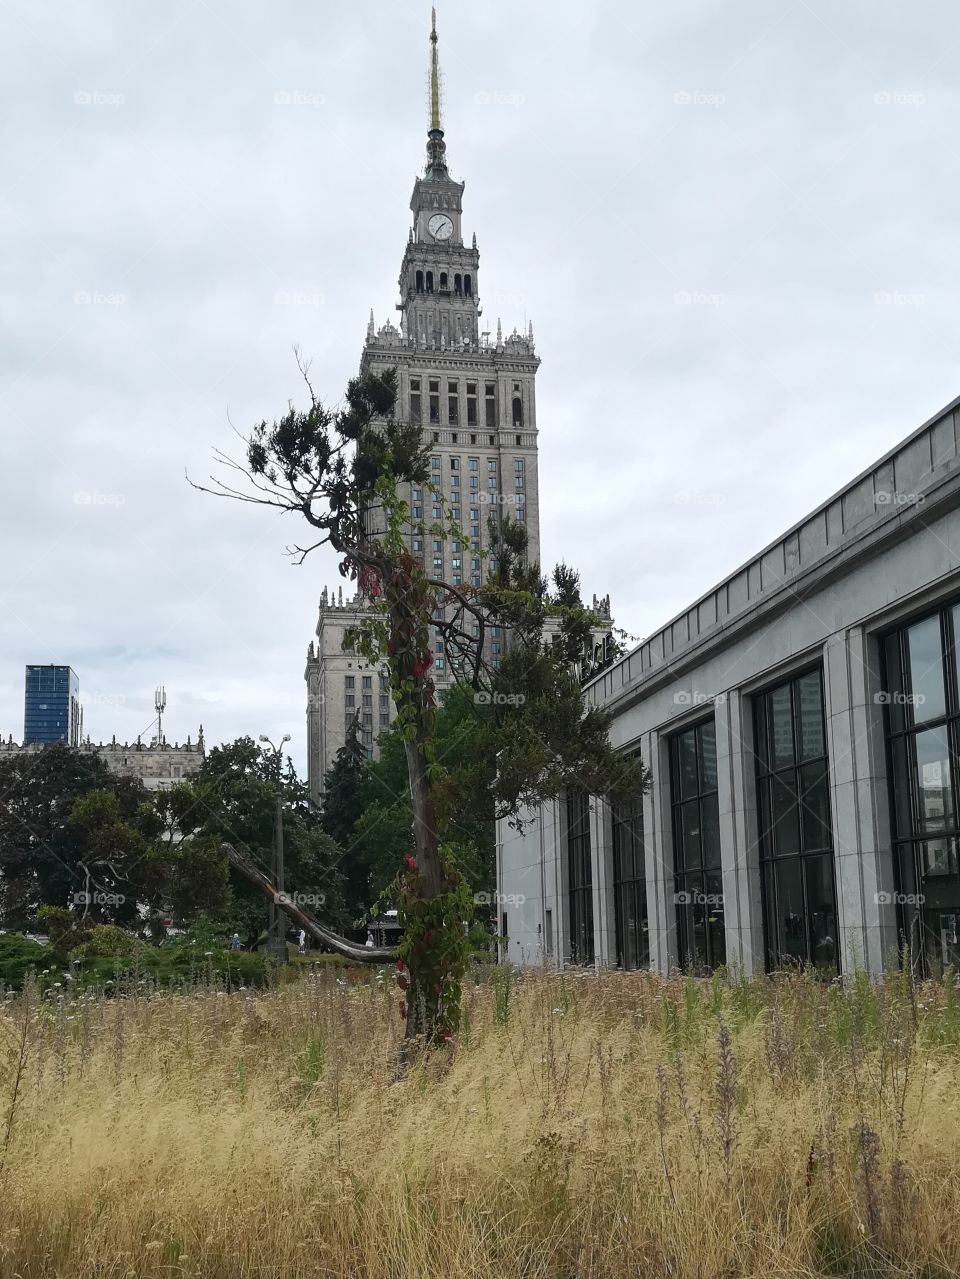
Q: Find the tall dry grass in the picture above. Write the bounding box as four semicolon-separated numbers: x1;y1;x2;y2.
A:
2;964;960;1277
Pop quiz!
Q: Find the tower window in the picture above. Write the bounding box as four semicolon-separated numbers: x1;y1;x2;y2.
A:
464;274;472;296
439;272;448;290
426;271;434;293
454;273;462;294
512;396;523;427
485;382;496;429
415;270;424;293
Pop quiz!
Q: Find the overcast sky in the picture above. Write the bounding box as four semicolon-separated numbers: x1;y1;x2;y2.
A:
2;0;959;773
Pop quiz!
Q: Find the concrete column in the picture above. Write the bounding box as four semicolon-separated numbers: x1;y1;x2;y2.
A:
714;690;765;976
823;628;898;975
645;729;678;974
591;796;617;967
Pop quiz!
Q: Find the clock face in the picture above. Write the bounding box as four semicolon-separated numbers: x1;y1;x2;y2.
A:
428;213;454;241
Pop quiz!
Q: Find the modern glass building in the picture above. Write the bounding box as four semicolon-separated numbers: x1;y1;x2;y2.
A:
24;665;82;746
498;389;960;980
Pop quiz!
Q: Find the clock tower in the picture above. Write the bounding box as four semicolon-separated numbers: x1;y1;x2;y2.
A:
306;10;544;799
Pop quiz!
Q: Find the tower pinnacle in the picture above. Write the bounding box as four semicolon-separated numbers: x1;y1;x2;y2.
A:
425;9;448;179
430;8;441;131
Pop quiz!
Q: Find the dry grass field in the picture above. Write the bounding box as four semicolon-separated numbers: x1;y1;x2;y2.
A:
2;963;960;1278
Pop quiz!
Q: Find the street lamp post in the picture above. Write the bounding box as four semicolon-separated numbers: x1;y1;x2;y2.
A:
259;733;291;962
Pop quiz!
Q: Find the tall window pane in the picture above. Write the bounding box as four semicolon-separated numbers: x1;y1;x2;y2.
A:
611;787;648;970
754;667;837;974
882;599;960;977
566;789;594;964
670;720;724;971
907;615;947;724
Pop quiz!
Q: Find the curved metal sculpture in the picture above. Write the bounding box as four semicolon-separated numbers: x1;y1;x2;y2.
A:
222;842;396;964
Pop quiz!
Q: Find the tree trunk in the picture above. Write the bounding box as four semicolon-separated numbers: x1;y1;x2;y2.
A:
404;726;442;897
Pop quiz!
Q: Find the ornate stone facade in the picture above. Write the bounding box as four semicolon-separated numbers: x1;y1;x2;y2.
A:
305;16;545;801
0;730;205;792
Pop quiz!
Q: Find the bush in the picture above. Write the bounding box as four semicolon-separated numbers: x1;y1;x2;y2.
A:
74;925;146;960
0;933;51;988
68;946;270;990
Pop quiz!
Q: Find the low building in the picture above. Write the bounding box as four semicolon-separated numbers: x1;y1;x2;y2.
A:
498;392;960;980
0;730;206;792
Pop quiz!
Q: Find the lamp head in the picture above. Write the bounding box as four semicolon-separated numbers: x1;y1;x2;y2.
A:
258;735;269;743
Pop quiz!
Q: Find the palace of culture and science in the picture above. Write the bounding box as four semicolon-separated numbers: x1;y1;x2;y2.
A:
304;13;609;801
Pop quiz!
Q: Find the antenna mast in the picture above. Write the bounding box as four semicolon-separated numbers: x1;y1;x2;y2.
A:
155;686;166;746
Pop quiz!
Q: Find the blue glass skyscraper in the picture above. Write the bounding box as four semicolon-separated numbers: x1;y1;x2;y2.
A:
23;665;82;745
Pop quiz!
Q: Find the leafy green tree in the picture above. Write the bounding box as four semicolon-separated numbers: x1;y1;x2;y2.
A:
349;681;495;909
319;716;371;918
171;737;347;944
0;746;148;927
194;365;649;1042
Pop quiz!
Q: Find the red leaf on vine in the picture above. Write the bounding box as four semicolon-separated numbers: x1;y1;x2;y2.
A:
397;975;408;991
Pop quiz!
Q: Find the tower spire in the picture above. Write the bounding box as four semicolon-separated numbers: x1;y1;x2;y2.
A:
425;9;448;179
430;8;441;132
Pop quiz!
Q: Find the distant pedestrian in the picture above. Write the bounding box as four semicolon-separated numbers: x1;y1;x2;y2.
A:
298;928;306;954
365;931;375;948
230;933;241;951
